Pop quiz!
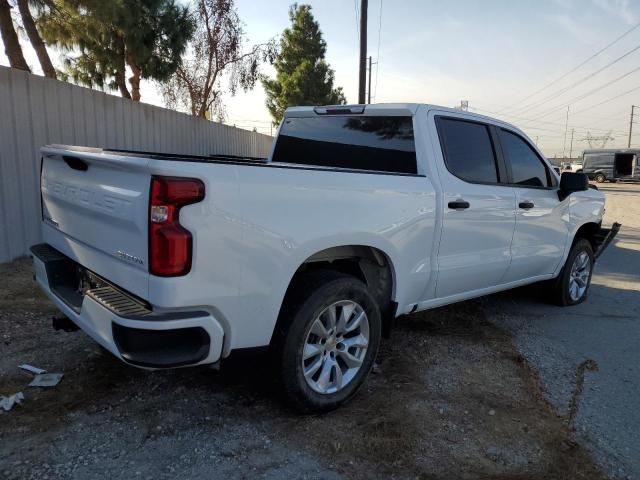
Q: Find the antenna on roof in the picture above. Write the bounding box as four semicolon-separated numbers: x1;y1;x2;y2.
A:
454;100;469;111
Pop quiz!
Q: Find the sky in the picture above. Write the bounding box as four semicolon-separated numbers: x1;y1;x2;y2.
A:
2;0;640;157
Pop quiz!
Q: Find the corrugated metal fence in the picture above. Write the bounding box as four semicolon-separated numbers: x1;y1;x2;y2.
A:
0;66;273;263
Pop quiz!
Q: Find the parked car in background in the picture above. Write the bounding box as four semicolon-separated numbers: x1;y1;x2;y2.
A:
563;161;584;173
31;103;619;412
582;148;640;183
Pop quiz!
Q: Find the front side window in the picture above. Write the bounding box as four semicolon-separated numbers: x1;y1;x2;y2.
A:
272;115;417;174
436;117;499;183
500;129;551;187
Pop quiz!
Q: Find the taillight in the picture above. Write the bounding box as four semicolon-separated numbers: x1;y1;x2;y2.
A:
149;176;205;276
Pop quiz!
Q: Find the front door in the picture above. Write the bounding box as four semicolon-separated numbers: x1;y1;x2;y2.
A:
432;115;516;298
497;128;569;281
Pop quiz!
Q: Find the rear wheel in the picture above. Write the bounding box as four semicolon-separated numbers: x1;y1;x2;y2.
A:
549;238;594;306
594;173;606;183
274;271;382;413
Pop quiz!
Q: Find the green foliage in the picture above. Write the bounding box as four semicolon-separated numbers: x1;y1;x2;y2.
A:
37;0;194;100
262;3;346;125
161;0;276;118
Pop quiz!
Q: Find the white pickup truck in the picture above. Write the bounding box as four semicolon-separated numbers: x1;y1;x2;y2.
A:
32;103;619;412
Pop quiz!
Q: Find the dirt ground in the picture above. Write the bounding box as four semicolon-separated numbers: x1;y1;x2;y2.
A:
0;258;607;479
489;182;640;480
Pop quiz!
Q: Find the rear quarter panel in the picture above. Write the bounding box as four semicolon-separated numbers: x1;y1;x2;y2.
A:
148;160;438;352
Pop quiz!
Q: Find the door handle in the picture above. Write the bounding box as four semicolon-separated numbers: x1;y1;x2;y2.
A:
519;201;535;209
448;200;470;210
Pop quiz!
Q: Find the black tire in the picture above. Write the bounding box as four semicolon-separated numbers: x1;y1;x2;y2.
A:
273;270;382;413
549;238;594;306
594;173;606;183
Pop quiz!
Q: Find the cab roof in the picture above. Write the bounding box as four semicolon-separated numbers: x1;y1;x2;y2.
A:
283;103;526;137
284;103;509;124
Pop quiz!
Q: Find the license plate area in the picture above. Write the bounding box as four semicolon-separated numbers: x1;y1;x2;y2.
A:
48;257;102;313
31;244;153;317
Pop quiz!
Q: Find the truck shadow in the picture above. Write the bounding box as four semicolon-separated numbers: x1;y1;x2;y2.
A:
0;259;613;480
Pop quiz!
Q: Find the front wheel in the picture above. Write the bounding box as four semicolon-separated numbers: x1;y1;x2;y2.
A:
594;173;606;183
274;271;382;413
550;238;594;306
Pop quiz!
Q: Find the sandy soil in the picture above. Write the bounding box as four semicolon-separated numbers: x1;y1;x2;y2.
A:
0;258;606;479
490;182;640;479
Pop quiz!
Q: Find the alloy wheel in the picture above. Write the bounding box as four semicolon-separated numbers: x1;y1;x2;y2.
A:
301;300;370;394
568;251;591;301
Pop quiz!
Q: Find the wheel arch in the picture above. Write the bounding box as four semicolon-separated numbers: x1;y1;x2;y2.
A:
273;244;398;344
573;221;601;251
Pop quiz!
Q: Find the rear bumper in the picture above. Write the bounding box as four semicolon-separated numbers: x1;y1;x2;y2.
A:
31;244;224;369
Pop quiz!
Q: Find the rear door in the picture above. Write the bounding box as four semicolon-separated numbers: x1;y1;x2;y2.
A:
496;129;568;282
40;147;151;298
432;115;516;298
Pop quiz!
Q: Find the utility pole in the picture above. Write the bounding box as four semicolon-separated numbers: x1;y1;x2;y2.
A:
358;0;368;104
562;106;569;160
628;105;637;148
569;129;575;158
367;56;373;104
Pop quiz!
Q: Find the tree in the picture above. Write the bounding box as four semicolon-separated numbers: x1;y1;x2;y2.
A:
161;0;275;118
38;0;194;101
0;0;30;71
262;4;346;125
16;0;55;78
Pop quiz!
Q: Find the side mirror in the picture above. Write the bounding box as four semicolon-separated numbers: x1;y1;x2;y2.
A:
558;172;589;201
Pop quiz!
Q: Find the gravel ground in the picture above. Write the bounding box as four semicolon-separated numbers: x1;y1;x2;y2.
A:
0;259;607;479
490;182;640;480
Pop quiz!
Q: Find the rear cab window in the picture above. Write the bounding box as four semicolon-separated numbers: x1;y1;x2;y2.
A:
272;115;417;174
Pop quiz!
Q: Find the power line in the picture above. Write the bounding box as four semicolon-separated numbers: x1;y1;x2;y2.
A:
468;106;628;134
533;65;640;118
513;43;640;116
570;84;640;115
497;21;640;114
518;65;640;125
575;106;630;122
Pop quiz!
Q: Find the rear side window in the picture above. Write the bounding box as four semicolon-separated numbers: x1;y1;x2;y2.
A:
436;117;499;183
272;116;417;174
500;129;551;187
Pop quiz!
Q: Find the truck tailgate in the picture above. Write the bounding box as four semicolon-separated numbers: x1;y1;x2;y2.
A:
40;146;151;299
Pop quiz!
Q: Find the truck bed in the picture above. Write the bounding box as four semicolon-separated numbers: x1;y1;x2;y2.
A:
51;144;269;165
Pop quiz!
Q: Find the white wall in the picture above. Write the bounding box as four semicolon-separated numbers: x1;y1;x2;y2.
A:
0;66;273;263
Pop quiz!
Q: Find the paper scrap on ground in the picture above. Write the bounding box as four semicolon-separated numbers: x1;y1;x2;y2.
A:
0;392;24;411
29;373;63;387
19;364;47;375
